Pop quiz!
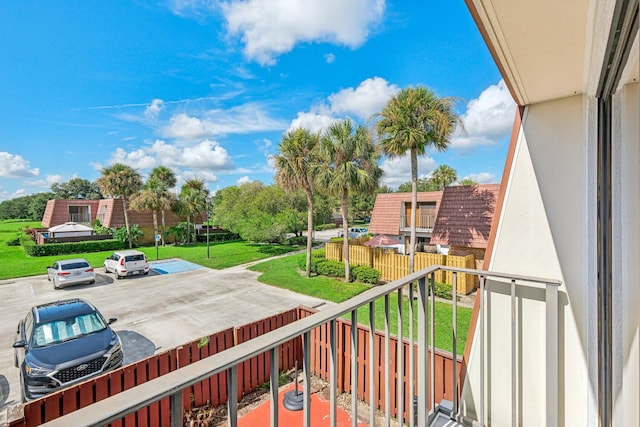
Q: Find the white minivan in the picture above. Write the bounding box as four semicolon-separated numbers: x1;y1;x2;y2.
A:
104;250;150;279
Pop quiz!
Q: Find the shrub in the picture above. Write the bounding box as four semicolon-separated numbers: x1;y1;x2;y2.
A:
315;223;337;231
316;260;345;278
114;225;143;246
351;265;380;284
432;282;453;300
23;239;126;257
6;236;21;246
195;232;241;243
285;235;307;245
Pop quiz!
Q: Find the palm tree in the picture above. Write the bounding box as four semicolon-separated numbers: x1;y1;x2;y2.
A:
431;164;458;190
178;179;209;244
148;166;177;246
275;128;322;277
129;178;164;248
376;86;459;274
320;119;382;281
96;163;142;249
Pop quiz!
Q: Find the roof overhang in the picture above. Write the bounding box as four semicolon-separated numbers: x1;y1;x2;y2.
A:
465;0;619;105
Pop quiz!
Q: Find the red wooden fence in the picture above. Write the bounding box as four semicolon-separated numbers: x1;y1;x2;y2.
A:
9;310;302;427
8;306;460;426
298;307;462;425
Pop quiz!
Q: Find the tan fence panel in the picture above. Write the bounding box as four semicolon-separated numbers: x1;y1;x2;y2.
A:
415;252;446;283
325;242;342;262
349;245;372;267
445;254;476;294
372;249;411;281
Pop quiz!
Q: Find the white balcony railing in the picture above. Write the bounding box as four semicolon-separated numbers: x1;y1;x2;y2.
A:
41;265;561;427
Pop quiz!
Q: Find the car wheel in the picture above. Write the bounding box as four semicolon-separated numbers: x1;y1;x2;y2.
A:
116;271;123;280
53;279;59;290
104;264;110;273
143;271;149;275
89;279;95;285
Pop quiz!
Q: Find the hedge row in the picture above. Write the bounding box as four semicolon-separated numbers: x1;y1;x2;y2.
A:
195;232;241;243
298;253;381;284
22;239;126;257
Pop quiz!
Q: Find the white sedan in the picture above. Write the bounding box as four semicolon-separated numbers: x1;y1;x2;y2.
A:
46;258;95;289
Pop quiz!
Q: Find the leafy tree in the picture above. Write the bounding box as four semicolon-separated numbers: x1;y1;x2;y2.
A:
176;179;208;244
148;166;177;245
319;119;382;281
213;182;307;242
430;164;458;190
27;192;55;221
96;163;143;249
274;127;322;277
398;177;440;192
377;86;459;274
51;178;102;200
0;193;54;220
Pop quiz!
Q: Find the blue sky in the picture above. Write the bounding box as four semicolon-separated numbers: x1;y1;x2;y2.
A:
0;0;515;201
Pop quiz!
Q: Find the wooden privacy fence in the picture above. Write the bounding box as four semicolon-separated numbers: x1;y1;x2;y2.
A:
326;242;476;294
10;310;302;427
298;307;462;425
10;307;461;426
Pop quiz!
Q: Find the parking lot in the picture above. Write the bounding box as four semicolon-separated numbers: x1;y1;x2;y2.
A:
0;263;331;423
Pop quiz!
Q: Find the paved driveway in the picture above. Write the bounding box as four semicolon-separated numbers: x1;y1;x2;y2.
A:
0;264;331;423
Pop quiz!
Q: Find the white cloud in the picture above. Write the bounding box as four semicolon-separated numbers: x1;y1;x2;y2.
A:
288;112;338;133
237;176;251;185
466;172;497;184
324;53;336;64
109;139;235;171
0;152;40;178
145;99;165;120
289;76;398;131
163;113;209;140
451;80;516;151
162;104;287;140
24;174;63;189
222;0;385;65
379;154;437;190
328;76;399;121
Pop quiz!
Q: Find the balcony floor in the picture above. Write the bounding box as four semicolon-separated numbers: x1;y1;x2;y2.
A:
238;382;369;427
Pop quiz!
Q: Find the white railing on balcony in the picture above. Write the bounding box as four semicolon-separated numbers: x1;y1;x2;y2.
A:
68;213;91;223
400;214;437;230
40;266;561;427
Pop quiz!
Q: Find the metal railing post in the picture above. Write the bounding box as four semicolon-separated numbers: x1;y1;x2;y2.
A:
269;348;278;427
479;275;486;427
227;366;238;427
397;287;404;426
331;319;338;427
510;279;517;427
369;302;376;427
351;310;359;427
452;272;458;417
303;331;311;427
546;283;559;427
170;390;182;427
417;277;427;427
384;294;391;426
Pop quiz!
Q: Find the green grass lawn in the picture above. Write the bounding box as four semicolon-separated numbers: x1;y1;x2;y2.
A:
249;253;472;353
0;219;303;280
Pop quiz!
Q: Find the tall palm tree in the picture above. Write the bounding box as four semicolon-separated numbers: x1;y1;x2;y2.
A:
96;163;142;249
178;179;208;244
129;178;164;248
320;119;382;281
148;166;177;246
275;128;322;277
376;86;459;274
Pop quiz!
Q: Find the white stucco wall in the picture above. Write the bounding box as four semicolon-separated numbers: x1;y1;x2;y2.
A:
460;94;594;426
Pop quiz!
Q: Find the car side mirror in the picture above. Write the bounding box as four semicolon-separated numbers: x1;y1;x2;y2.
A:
12;340;26;348
108;318;117;325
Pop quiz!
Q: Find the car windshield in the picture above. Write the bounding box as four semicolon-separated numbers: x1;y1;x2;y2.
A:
32;313;107;347
60;262;90;270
